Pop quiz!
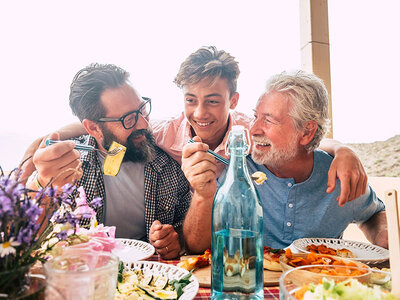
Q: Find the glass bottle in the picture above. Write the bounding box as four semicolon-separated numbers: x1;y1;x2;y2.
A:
211;125;264;299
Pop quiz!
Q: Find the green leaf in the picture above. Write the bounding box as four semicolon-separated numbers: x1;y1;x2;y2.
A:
269;248;282;253
118;261;124;283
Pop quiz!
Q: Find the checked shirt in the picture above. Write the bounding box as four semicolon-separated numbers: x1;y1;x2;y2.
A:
69;135;191;242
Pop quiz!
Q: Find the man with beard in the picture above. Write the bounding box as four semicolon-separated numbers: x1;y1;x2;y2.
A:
182;70;387;251
27;63;192;259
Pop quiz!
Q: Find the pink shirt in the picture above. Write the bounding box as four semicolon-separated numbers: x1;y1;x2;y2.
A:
151;111;252;177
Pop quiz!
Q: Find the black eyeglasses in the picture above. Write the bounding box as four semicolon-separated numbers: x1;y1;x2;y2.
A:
97;97;152;129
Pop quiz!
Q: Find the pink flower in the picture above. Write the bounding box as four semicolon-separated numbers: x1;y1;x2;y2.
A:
73;187;96;219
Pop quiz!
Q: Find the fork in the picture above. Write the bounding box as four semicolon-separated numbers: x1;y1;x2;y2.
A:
188;139;230;165
45;139;123;156
187;138;263;181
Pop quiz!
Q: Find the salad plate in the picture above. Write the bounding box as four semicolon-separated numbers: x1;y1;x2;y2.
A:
112;238;155;261
292;238;389;264
119;261;199;300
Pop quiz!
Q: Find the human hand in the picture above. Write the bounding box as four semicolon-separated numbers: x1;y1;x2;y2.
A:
149;220;181;259
181;136;217;198
32;132;82;188
19;135;47;184
326;147;367;206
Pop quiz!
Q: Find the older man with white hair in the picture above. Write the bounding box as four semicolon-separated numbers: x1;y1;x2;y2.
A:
182;70;388;251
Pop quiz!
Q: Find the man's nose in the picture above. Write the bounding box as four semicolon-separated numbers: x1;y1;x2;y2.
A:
250;118;263;136
193;103;207;118
135;113;150;130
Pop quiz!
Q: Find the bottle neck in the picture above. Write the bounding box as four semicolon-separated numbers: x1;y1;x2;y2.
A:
226;148;248;179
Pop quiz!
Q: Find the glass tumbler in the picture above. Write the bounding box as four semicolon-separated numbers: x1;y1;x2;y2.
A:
44;251;119;300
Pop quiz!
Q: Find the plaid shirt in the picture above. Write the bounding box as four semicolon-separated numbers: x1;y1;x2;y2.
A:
69;135;191;242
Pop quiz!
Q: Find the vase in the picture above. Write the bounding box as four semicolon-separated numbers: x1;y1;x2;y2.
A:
0;264;45;300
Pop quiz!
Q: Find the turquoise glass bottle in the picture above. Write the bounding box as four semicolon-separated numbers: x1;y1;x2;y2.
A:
211;125;264;299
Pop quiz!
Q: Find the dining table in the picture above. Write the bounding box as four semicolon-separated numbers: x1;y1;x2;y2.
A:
147;254;280;299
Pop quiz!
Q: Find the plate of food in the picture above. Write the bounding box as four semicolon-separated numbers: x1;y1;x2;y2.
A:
112;238;155;262
178;248;282;287
292;238;389;264
280;264;394;299
115;260;199;300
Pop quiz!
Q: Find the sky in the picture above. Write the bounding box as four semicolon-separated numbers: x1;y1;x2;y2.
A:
1;0;399;171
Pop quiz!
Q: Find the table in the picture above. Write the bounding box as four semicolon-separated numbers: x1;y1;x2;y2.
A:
148;255;280;299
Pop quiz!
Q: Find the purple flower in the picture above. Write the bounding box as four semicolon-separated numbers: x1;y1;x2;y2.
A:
56;230;68;240
62;184;76;195
44;186;57;199
0;195;13;218
52;211;63;223
11;183;25;199
17;227;34;244
21;199;41;221
90;197;102;208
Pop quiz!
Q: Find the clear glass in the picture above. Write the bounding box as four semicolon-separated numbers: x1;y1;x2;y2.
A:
211;125;264;299
44;251;119;300
279;264;393;299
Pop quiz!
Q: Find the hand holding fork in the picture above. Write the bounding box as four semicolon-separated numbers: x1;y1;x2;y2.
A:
30;133;84;189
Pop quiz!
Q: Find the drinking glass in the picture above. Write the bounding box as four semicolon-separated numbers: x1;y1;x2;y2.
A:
44;251;119;300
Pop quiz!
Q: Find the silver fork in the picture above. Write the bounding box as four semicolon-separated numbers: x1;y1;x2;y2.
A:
45;139;123;156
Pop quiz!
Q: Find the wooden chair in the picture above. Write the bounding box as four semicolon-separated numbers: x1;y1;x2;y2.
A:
385;189;400;297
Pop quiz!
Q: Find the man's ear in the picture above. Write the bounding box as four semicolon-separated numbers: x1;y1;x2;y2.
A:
82;119;103;140
299;121;318;146
229;92;239;110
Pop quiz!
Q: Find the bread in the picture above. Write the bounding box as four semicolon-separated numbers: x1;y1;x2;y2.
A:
263;246;285;271
336;248;356;258
307;243;356;258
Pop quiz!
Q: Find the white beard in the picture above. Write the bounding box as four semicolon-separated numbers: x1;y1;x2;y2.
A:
251;135;300;168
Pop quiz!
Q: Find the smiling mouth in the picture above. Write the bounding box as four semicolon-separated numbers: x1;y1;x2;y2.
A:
254;142;271;147
194;120;214;127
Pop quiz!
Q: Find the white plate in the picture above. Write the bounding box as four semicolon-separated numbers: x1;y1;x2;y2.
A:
292;238;389;264
112;238;155;262
121;260;199;300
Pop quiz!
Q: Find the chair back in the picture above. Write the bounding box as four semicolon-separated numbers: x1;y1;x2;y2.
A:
385;189;400;297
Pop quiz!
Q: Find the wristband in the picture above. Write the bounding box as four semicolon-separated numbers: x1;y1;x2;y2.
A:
32;171;44;189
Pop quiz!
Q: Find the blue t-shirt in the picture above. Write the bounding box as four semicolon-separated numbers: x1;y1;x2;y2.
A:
217;150;385;249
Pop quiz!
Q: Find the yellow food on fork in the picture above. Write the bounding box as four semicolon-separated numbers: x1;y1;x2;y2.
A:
251;171;267;185
103;141;126;176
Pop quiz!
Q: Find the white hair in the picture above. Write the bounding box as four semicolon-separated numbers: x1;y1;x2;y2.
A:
264;70;330;152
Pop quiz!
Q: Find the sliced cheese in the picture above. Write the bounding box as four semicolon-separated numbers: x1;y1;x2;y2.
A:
103;141;126;176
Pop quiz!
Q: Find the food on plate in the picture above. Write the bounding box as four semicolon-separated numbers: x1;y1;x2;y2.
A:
116;262;193;299
371;267;392;290
307;243;356;258
293;277;396;300
263;246;285;271
283;251;368;276
251;171;267;185
103;141;126;176
177;249;211;271
336;248;356;258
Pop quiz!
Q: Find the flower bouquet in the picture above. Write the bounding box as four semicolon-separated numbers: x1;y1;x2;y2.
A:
0;166;98;298
48;186;123;257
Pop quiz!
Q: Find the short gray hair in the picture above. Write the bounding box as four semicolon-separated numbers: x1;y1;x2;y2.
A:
265;70;330;152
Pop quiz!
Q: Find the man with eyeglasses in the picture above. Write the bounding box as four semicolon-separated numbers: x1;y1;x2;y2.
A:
26;63;192;259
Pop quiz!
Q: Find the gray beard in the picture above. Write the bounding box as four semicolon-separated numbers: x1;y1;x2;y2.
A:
251;136;299;168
